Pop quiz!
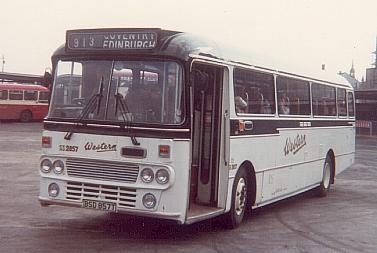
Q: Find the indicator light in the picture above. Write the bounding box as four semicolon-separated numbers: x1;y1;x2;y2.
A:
159;145;170;158
42;136;52;148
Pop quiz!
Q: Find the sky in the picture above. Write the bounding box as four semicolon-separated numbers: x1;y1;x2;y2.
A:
0;0;376;80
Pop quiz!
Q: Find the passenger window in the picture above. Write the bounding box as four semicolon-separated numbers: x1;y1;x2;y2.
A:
24;90;38;100
9;90;23;100
38;92;49;103
312;83;336;116
0;90;8;100
233;68;275;114
337;88;347;117
276;76;310;115
348;92;355;117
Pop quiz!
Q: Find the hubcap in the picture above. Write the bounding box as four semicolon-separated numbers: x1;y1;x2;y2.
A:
235;177;247;216
323;162;331;189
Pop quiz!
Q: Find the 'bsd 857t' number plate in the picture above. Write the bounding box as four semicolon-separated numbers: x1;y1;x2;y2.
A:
82;199;117;212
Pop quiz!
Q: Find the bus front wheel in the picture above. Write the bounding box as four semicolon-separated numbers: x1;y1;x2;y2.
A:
225;167;249;229
20;110;33;122
316;155;333;197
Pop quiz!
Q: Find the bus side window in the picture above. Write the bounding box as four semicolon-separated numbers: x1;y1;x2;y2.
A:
24;90;38;101
277;76;310;116
0;90;8;100
276;76;290;115
233;68;275;115
9;90;23;100
312;83;336;116
38;91;49;103
348;92;355;117
337;88;347;117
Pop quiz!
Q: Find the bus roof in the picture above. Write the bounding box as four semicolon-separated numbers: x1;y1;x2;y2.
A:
52;28;352;89
0;83;49;91
0;72;47;85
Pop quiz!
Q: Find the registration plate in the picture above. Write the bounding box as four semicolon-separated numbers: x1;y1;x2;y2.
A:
82;199;117;212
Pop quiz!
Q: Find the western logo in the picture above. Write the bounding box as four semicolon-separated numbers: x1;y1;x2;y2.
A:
84;142;117;152
284;134;306;156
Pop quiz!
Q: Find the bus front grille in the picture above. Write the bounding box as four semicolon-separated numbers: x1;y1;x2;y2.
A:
66;158;139;183
66;181;137;208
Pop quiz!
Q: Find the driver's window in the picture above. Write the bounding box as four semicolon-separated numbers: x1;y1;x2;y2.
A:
164;63;182;123
53;61;83;106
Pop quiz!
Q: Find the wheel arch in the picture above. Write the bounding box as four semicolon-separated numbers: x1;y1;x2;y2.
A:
327;149;336;184
238;160;257;209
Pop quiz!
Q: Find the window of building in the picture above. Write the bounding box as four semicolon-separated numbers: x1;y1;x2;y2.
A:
312;83;336;116
348;92;355;117
276;76;310;115
337;88;347;117
233;68;275;114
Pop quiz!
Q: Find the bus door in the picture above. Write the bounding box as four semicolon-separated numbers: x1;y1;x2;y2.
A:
189;62;229;215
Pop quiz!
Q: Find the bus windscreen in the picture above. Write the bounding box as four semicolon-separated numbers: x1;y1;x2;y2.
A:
49;60;183;125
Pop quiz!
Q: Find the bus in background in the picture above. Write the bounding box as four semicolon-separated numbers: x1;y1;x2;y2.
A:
0;83;49;122
38;28;355;228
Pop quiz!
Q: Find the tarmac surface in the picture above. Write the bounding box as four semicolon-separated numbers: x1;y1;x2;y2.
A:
0;122;376;253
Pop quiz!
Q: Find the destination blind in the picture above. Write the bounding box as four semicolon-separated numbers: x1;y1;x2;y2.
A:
67;31;157;50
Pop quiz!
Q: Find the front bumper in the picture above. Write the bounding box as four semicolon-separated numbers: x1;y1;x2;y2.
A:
39;177;185;223
38;196;183;222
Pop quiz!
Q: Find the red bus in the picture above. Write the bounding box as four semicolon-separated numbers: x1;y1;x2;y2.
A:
0;83;49;122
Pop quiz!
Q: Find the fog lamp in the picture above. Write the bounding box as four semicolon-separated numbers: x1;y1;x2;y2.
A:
142;193;156;209
48;183;60;198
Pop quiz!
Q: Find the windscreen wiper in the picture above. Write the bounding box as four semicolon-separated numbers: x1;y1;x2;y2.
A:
114;79;140;146
64;77;104;140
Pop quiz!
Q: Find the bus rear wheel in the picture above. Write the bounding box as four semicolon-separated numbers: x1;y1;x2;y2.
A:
20;110;33;122
225;167;249;229
316;155;333;197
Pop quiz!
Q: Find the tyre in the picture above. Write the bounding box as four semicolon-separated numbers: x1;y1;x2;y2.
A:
316;155;333;197
225;167;249;229
20;110;33;122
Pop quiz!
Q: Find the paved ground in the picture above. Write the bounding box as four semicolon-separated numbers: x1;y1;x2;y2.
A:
0;122;376;253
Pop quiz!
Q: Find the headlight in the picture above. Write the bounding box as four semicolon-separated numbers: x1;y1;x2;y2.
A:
142;193;156;209
40;159;52;173
155;169;169;184
52;160;65;174
48;183;60;197
140;168;154;183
